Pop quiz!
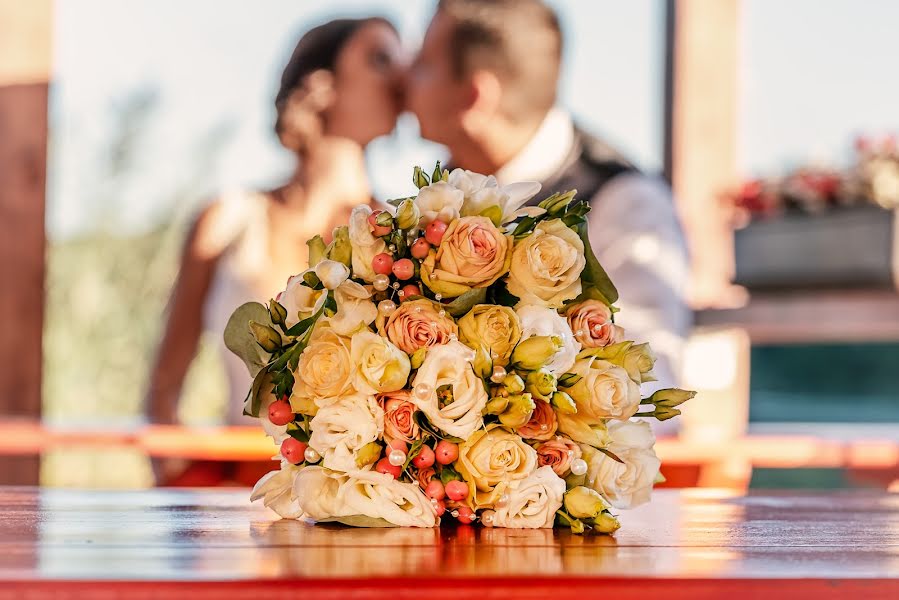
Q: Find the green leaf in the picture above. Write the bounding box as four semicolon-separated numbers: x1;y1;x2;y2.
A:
599;447;625;464
244;369;271;418
439;464;462;486
512;216;538;239
443;287;487;317
573;220;618;305
386;196;413;208
302;272;323;290
488;281;519;307
403;438;425;470
478;205;503;227
286;424;310;443
224;302;273;376
319;515;398;528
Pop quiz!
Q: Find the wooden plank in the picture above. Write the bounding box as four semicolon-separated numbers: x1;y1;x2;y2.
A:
0;0;52;485
0;488;896;597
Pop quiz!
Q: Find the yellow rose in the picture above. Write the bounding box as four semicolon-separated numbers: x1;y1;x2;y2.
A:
292;324;353;405
350;331;411;394
506;219;585;308
456;425;538;508
565;356;641;421
457;304;522;374
421;216;512;298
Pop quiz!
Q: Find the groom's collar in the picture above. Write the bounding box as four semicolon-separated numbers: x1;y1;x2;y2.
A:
494;107;575;186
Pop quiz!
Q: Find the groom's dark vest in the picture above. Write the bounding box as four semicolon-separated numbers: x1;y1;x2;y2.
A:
532;125;639;207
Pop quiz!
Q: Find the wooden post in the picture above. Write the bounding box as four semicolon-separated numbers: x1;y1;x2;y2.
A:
669;0;741;308
0;0;52;485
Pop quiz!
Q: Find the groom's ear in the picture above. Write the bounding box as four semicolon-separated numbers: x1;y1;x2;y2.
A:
461;69;503;130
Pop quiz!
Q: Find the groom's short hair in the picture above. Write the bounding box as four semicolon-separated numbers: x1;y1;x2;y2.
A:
437;0;562;121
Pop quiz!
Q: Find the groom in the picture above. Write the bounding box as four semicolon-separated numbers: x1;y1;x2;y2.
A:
406;0;691;393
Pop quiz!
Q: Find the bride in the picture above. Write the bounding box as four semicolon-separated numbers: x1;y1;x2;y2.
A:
147;17;405;438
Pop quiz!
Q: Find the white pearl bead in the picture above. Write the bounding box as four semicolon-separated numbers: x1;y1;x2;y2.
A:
490;365;507;383
388;244;396;252
392;281;401;290
304;447;321;463
388;449;407;467
570;458;588;476
539;423;548;431
482;510;495;527
397;290;405;298
438;310;446;318
450;510;460;518
378;299;397;316
373;274;390;291
496;493;510;508
434;293;443;301
449;333;458;342
413;382;433;399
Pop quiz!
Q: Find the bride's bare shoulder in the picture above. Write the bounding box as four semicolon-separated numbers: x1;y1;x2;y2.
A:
187;191;267;260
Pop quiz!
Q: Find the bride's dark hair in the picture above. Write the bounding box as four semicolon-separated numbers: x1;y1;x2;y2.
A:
275;17;396;153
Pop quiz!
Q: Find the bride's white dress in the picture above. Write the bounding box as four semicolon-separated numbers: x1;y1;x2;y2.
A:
202;191;298;425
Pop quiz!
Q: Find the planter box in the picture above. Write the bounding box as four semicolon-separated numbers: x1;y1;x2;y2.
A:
734;205;897;290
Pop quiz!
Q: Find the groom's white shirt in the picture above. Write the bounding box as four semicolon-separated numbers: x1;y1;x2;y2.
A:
495;108;692;394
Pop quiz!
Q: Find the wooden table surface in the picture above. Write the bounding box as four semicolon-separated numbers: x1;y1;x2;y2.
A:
0;487;896;599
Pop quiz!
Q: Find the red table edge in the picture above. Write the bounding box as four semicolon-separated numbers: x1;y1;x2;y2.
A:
1;577;896;600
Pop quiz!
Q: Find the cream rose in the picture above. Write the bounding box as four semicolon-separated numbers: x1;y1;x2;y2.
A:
348;205;389;282
341;470;438;527
308;393;384;472
379;390;419;444
490;465;565;529
566;300;624;348
380;298;458;355
581;419;660;509
420;216;512;298
515;304;580;374
276;273;324;328
350;331;411;394
250;462;303;518
414;180;464;227
330;280;378;336
456;425;538;508
457;304;522;372
517;399;558;441
507;219;585;307
409;341;488;440
566;356;641;421
292;325;354;404
292;466;351;521
535;436;581;477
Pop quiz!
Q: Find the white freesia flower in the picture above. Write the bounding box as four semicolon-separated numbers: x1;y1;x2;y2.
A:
491;465;565;529
292;325;354;405
314;259;350;290
308;393;384;472
450;168;543;224
566;357;641;421
414;180;464;226
293;466;351;520
251;463;303;518
330;280;378;336
341;470;438;527
515;304;580;374
351;331;411;394
348;205;388;282
409;341;488;439
507;219;585;307
581;420;660;509
276;273;325;328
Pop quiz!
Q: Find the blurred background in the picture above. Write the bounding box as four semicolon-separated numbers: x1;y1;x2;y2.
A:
1;0;897;489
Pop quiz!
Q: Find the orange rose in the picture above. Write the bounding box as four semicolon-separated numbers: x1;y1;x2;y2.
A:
517;399;558;441
421;216;512;298
535;436;581;477
566;300;624;348
382;299;458;355
379;390;419;444
413;466;436;490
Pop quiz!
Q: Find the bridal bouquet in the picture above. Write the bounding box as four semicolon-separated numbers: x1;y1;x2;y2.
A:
225;164;694;533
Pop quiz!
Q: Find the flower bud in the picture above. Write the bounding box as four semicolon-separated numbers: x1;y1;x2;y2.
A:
501;373;526;395
538;189;577;215
306;234;326;268
355;441;383;468
471;347;494;379
564;486;609;519
249;320;281;353
375;210;395;230
556;412;609;447
653;405;682;421
325;225;352;266
413;165;430;189
648;388;696;408
395;198;421;230
550;390;577;415
622;342;657;384
511;335;563;371
268;299;288;326
485;395;510;415
525;369;557;401
497;393;536;429
314;259;350;290
593;511;621;534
